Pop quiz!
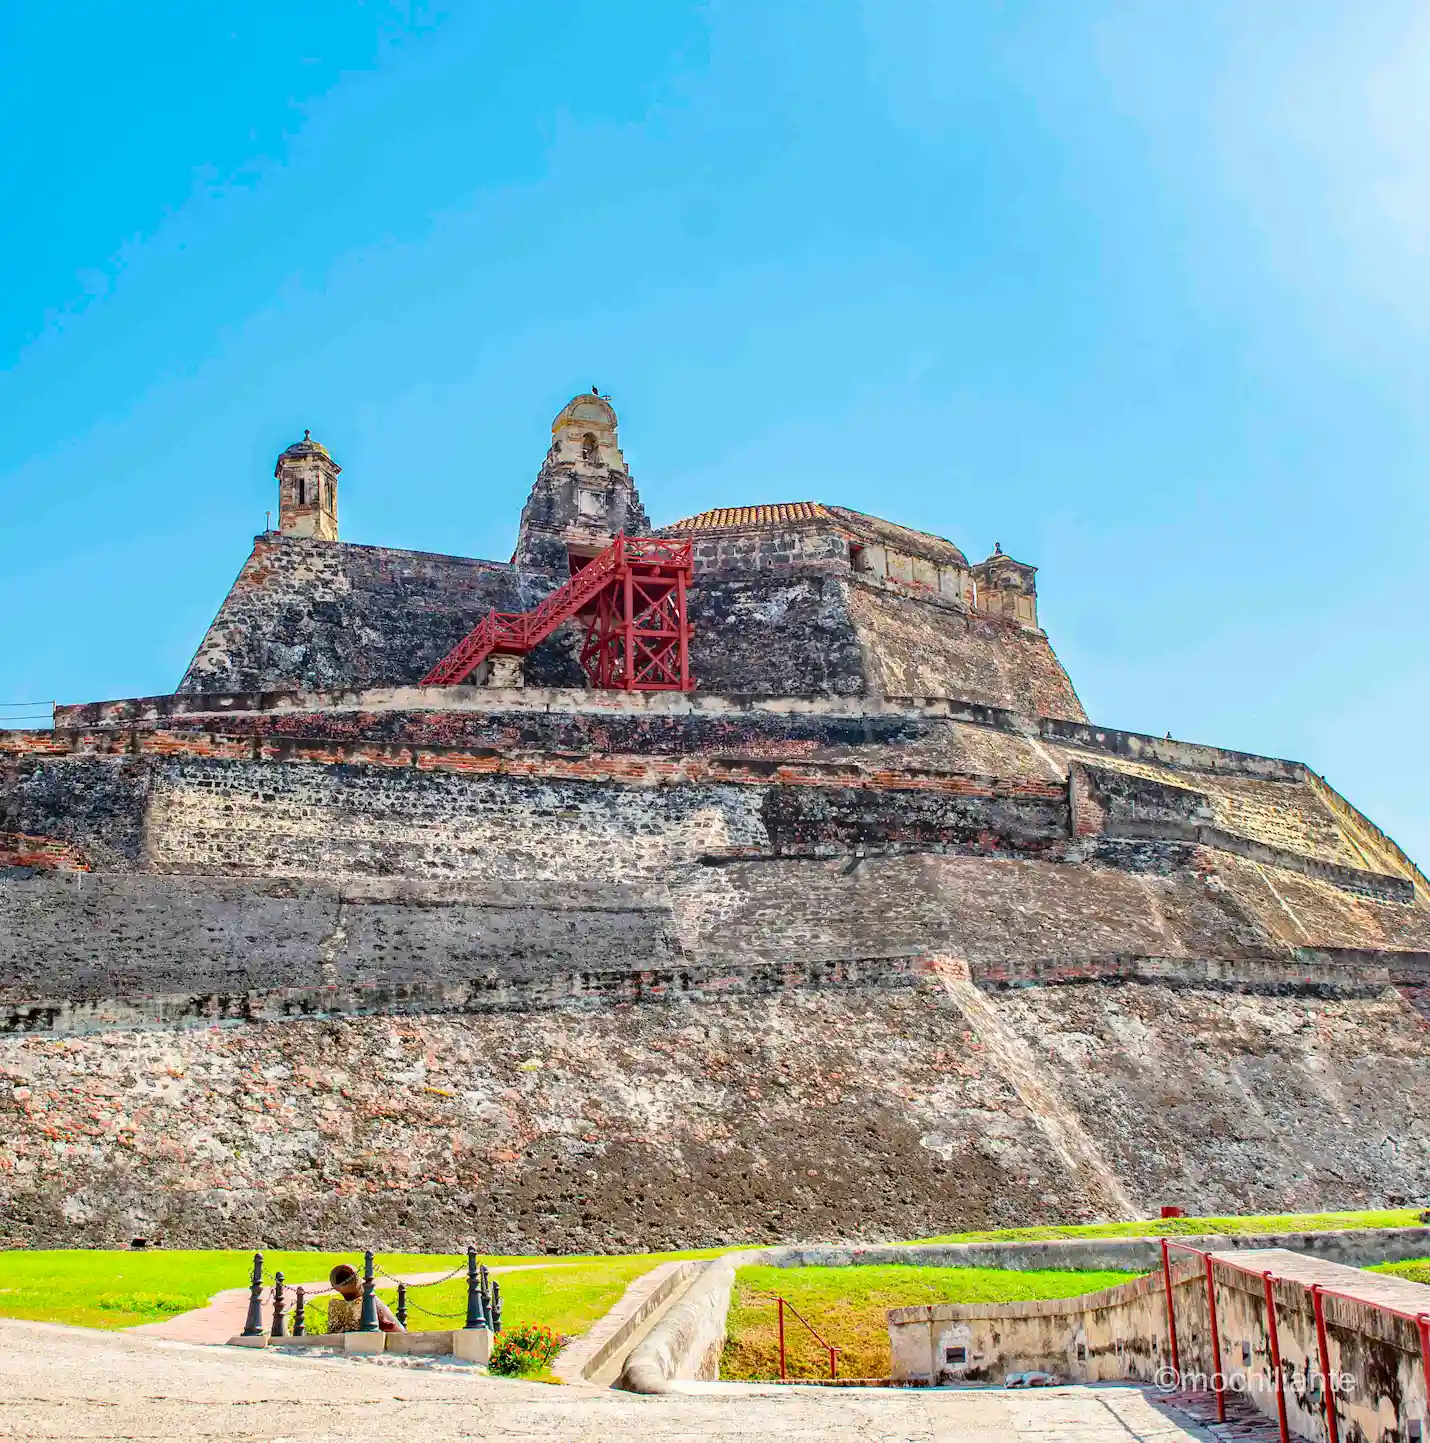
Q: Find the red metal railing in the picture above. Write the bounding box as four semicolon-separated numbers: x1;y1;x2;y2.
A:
421;534;694;689
775;1295;842;1381
1159;1236;1430;1443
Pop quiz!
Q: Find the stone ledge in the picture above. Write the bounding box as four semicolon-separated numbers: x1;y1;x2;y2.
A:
555;1258;705;1384
5;946;1419;1036
0;953;927;1035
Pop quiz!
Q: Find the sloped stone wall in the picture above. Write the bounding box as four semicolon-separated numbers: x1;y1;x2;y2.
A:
2;969;1428;1249
178;535;584;695
985;980;1430;1212
846;583;1087;721
176;534;1086;716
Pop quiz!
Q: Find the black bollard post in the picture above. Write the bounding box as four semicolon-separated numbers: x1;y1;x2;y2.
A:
241;1252;266;1337
358;1250;379;1333
464;1246;486;1330
397;1282;408;1330
479;1264;491;1323
491;1279;502;1334
270;1271;287;1337
293;1287;306;1337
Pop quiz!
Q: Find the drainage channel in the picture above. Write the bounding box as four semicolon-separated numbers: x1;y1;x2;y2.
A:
586;1280;699;1390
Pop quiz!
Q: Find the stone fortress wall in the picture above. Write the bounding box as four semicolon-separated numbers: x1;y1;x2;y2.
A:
3;683;1429;1248
2;392;1427;1248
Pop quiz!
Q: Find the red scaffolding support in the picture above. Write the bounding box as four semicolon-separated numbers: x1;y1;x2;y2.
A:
421;533;694;691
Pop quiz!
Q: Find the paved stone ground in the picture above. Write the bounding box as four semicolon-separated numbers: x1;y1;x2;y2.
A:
0;1319;1216;1442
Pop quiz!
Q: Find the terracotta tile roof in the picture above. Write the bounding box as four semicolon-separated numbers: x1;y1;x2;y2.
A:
665;502;834;531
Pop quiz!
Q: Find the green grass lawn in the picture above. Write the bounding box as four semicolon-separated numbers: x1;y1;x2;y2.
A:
0;1247;726;1335
1368;1258;1430;1286
918;1208;1421;1244
369;1252;722;1341
721;1264;1140;1381
0;1208;1417;1336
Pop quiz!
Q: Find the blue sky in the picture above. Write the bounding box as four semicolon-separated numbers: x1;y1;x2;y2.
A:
2;1;1427;863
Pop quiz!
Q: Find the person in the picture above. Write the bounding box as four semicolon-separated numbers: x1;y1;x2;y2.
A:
323;1263;405;1333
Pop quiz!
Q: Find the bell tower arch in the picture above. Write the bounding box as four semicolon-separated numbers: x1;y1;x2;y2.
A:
514;391;649;570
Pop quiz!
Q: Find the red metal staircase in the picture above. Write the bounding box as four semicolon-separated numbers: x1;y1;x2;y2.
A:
421;533;695;691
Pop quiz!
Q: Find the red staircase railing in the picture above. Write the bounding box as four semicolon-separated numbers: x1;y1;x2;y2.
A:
421;534;694;691
775;1295;842;1380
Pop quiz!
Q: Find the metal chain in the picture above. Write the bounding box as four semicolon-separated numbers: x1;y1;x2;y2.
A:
373;1260;469;1290
374;1259;480;1319
254;1257;476;1312
391;1295;470;1319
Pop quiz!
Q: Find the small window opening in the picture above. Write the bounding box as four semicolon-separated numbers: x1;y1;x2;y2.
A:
297;478;306;506
849;544;869;573
582;432;599;464
945;1346;967;1365
1076;1343;1087;1362
1241;1341;1252;1366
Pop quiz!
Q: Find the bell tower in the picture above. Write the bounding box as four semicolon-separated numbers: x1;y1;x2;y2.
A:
276;431;340;541
513;391;649;570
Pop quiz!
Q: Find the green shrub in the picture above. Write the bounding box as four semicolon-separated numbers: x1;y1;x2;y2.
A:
487;1322;564;1377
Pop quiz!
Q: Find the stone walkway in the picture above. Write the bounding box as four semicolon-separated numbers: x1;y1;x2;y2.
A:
0;1318;1217;1441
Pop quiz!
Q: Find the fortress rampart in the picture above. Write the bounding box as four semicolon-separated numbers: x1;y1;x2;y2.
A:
2;393;1426;1248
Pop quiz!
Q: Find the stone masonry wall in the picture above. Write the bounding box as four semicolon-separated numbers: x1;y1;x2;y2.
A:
2;969;1428;1249
986;979;1430;1213
0;872;676;1008
179;535;585;695
176;534;1086;716
678;523;850;577
144;759;767;882
846;582;1087;720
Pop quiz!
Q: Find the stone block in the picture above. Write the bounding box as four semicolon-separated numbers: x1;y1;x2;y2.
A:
386;1330;455;1356
343;1331;387;1355
452;1327;493;1363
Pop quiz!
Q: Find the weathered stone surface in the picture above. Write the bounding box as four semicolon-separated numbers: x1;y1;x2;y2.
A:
178;536;584;695
7;391;1427;1250
2;971;1427;1250
177;554;1084;715
988;981;1430;1211
846;582;1085;720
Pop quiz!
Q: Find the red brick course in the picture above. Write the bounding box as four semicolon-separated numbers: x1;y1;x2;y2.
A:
0;830;90;871
3;725;1066;801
